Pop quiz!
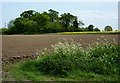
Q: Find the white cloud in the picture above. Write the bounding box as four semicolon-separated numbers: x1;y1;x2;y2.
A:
1;0;119;2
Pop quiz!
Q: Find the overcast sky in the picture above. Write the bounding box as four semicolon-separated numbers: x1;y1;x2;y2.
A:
1;0;119;31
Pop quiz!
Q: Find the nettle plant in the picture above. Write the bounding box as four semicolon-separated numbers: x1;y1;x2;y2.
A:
20;37;120;77
36;38;85;76
85;36;120;75
36;37;119;76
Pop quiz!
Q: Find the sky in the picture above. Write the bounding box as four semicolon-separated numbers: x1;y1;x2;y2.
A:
1;0;119;31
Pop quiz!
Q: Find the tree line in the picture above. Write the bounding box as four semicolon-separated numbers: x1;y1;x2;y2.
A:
1;9;113;34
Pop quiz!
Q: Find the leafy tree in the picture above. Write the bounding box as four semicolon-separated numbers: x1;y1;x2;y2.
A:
48;9;59;22
46;22;61;33
42;11;49;16
8;20;15;29
94;28;100;31
7;17;37;34
88;24;94;31
104;25;113;31
0;28;8;34
78;20;85;27
60;13;75;31
35;13;50;33
20;10;36;20
73;17;79;28
14;17;29;34
6;9;88;34
24;20;37;34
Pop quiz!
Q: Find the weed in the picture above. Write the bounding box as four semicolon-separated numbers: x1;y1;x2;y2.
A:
7;37;120;81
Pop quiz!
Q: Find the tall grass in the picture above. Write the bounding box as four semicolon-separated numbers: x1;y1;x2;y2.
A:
18;37;120;81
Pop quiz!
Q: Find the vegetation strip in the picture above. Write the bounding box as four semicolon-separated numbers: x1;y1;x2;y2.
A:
1;9;117;35
3;37;120;81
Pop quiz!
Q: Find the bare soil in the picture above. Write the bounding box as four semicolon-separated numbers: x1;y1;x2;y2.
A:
2;34;119;63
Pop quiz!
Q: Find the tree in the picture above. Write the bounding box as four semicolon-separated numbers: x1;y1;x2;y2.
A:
104;25;113;31
42;11;49;16
0;28;8;34
8;20;15;29
48;9;59;22
7;17;38;34
24;20;37;34
73;17;79;28
46;22;61;33
88;24;94;31
78;20;85;27
59;13;75;31
13;17;29;34
73;16;85;32
20;10;36;20
94;28;100;31
36;13;50;33
6;9;87;34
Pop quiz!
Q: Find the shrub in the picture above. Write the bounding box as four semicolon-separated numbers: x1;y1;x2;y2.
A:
19;37;120;77
36;38;84;76
85;42;120;75
0;28;8;34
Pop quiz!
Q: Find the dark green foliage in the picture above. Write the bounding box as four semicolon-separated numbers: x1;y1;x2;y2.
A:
88;24;94;31
74;27;88;32
33;13;50;33
46;22;61;33
20;10;36;20
4;9;102;34
94;28;100;31
48;9;59;22
59;13;85;32
12;17;28;34
6;17;38;34
59;13;75;31
8;20;15;29
23;20;37;34
0;28;8;34
73;18;79;28
104;25;113;31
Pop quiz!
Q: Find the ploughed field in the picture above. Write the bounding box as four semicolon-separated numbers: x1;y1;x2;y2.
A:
2;34;119;63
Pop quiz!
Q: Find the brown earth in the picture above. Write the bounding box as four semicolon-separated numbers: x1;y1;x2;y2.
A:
1;34;119;63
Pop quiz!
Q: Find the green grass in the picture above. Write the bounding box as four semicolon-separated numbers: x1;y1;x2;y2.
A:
3;61;77;81
3;37;120;81
5;61;119;81
67;70;119;81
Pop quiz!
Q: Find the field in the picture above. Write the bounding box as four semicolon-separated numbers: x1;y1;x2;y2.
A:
2;34;119;63
2;34;120;81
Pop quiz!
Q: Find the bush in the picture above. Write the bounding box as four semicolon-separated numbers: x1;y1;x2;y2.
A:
0;28;8;34
85;42;120;75
36;39;84;76
19;37;120;77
